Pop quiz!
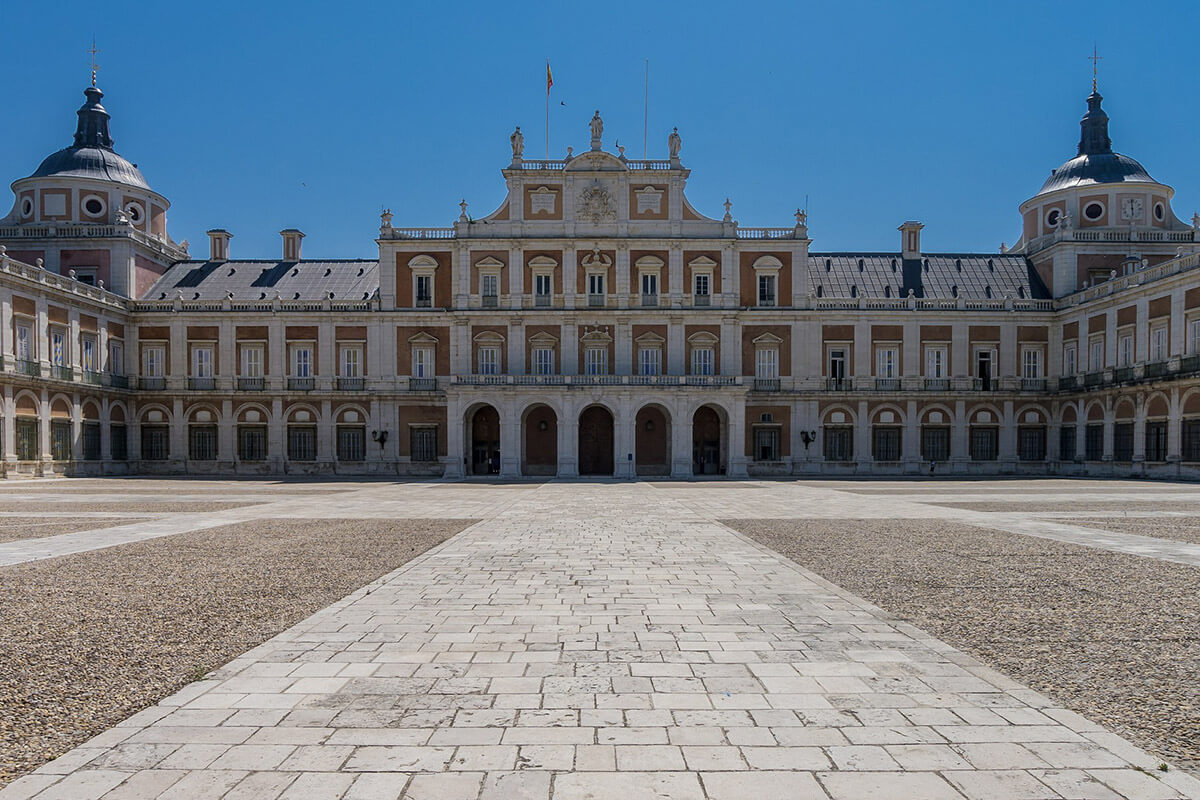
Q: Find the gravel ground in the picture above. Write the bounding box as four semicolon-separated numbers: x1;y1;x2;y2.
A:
1072;516;1200;546
0;501;262;513
931;500;1200;513
0;517;149;544
725;517;1200;774
0;517;472;788
0;479;357;494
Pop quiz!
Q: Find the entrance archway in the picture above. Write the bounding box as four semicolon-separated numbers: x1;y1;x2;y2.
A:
635;405;670;476
578;405;614;476
522;404;558;476
469;405;500;475
692;405;726;475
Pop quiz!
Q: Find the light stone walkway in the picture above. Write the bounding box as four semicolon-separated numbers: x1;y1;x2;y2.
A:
5;482;1198;800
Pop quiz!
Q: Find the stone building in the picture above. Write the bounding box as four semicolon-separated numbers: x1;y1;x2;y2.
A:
2;81;1199;479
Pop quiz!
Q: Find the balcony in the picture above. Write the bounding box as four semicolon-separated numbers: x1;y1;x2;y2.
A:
923;378;950;391
1020;378;1047;392
825;378;850;391
82;370;104;386
52;365;74;381
753;378;781;392
415;297;432;308
1083;371;1105;388
139;376;166;391
1112;366;1134;383
534;294;551;308
971;377;995;391
1058;375;1079;391
188;377;215;391
641;294;659;308
481;295;498;308
1144;360;1169;379
874;378;901;391
287;377;315;391
16;359;39;377
1181;354;1200;375
337;377;365;391
237;377;266;391
693;294;710;307
587;293;606;308
408;377;438;391
756;297;777;308
107;374;129;389
452;374;744;389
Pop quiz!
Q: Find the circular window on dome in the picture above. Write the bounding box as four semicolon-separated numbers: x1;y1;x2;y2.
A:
125;202;144;223
1154;202;1165;222
82;194;106;218
19;197;33;219
1045;209;1060;228
1084;202;1105;221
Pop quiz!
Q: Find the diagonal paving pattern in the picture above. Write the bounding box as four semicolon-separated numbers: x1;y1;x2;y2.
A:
5;481;1198;799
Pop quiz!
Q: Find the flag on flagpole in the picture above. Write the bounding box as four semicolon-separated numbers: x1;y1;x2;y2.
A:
546;61;553;94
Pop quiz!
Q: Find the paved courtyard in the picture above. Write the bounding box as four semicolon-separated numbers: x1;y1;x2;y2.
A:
2;477;1200;799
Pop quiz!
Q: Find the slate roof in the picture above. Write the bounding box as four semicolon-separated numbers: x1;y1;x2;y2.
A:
143;260;379;302
30;146;150;190
808;253;1049;301
1037;152;1156;196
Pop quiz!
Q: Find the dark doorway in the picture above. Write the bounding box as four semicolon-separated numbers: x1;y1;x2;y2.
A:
692;405;724;475
635;406;670;476
470;405;501;475
578;405;614;476
523;404;558;476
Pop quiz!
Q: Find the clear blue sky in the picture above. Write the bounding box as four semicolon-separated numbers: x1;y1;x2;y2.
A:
5;0;1199;258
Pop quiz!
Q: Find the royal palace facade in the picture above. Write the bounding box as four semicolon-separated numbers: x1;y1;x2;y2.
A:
2;83;1200;479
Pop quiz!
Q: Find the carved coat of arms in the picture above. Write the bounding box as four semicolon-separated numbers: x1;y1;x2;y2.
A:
576;182;616;223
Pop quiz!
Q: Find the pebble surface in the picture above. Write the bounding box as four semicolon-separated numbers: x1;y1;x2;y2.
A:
0;517;149;544
0;516;471;788
726;517;1200;775
1073;515;1200;546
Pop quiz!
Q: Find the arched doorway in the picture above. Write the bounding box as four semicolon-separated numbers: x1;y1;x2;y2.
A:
522;404;558;476
692;405;725;475
578;405;614;476
635;405;670;476
469;405;500;475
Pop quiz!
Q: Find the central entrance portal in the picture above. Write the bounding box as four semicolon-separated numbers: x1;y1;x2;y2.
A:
578;405;614;476
470;405;500;475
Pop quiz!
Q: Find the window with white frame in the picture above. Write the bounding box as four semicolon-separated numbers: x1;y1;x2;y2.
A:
109;341;123;375
1118;332;1133;367
532;347;554;375
1151;324;1168;362
691;347;714;375
1021;348;1043;379
143;345;165;377
1190;317;1200;355
755;347;778;379
414;274;432;307
340;344;362;377
192;345;214;378
534;273;552;300
16;322;31;362
875;346;898;378
1064;342;1077;374
640;271;658;300
757;273;777;306
81;337;96;372
585;347;608;375
587;273;605;297
693;273;710;298
241;345;263;377
639;346;661;376
480;273;499;302
51;328;67;365
291;344;313;377
412;345;433;378
477;346;500;375
924;345;947;378
1088;336;1104;371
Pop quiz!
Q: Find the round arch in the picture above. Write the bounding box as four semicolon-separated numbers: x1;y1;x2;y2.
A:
635;402;671;477
465;402;502;475
691;403;727;476
521;403;558;477
578;403;615;476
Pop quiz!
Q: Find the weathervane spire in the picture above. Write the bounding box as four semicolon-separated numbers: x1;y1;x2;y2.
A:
1089;45;1101;92
88;37;101;87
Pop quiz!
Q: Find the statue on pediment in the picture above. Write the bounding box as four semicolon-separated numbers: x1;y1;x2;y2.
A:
590;110;603;150
510;126;524;159
668;127;682;160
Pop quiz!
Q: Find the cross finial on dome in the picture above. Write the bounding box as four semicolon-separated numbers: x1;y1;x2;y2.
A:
1089;45;1101;92
88;38;101;88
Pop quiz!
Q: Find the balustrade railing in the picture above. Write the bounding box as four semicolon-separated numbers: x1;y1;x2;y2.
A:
238;377;265;391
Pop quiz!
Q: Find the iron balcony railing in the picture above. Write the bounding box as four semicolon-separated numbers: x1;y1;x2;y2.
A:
238;377;265;391
641;293;659;307
188;377;215;391
52;365;74;381
534;294;552;308
923;378;950;391
139;376;166;390
1083;371;1105;388
481;295;498;308
874;378;901;391
337;377;365;391
16;359;39;377
1144;360;1169;378
1058;375;1079;391
82;370;104;386
825;378;850;391
587;293;606;307
753;378;781;392
107;374;129;389
693;294;710;307
1020;378;1047;392
408;377;438;391
287;377;315;391
1113;367;1135;383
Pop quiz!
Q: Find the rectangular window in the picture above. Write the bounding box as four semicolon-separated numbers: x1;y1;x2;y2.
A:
535;273;552;298
757;274;776;306
1021;348;1042;379
481;273;499;299
828;349;847;383
51;420;72;461
974;348;995;385
640;272;658;304
477;346;500;375
1113;422;1134;462
191;346;213;378
693;273;710;297
1191;318;1200;355
109;341;124;375
1118;333;1133;367
51;329;66;365
241;345;263;377
753;427;780;461
1059;425;1076;462
291;345;312;377
16;323;32;361
1145;421;1168;462
1018;427;1046;461
143;346;165;377
872;427;901;461
410;427;438;462
585;347;608;375
1089;337;1104;371
690;347;713;376
533;347;554;375
639;347;661;376
238;426;268;461
1150;325;1168;362
755;348;778;379
921;426;950;462
924;346;946;378
189;425;218;461
340;345;362;378
1085;423;1104;461
970;427;999;461
81;338;96;372
415;275;432;307
287;425;317;461
141;425;169;461
823;426;853;461
875;347;897;378
1064;343;1077;375
588;273;605;296
16;418;38;461
82;422;101;460
337;426;366;462
111;424;128;461
412;346;433;378
1183;420;1200;462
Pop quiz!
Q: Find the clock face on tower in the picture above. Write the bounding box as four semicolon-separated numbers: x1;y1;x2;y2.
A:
1121;197;1144;221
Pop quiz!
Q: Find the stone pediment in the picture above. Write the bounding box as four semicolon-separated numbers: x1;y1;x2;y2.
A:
564;150;627;172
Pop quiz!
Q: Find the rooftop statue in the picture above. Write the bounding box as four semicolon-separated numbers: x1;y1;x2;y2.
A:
668;127;682;160
510;126;524;160
590;111;603;150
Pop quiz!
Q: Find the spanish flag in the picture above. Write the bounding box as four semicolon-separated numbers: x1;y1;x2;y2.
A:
546;61;553;95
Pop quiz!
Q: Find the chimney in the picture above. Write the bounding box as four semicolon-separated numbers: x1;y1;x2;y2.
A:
281;228;305;261
207;228;232;261
899;221;924;259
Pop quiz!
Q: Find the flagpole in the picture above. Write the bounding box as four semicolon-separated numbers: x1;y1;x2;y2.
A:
545;59;550;160
643;59;649;158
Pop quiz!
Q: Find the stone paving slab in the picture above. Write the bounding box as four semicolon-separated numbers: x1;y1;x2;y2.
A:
6;482;1198;799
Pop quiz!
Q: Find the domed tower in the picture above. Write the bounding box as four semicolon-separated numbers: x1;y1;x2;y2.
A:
1015;87;1199;298
0;83;187;297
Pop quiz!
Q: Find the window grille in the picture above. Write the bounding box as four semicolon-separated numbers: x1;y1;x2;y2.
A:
1113;422;1134;462
969;427;998;461
753;427;780;461
141;425;169;461
921;426;950;462
287;425;317;461
83;422;101;461
757;274;776;306
51;420;71;461
189;425;218;461
16;419;38;461
337;426;366;462
823;426;853;461
1059;426;1076;461
1183;420;1200;463
238;425;268;461
1085;424;1104;461
111;424;128;461
1145;421;1168;462
410;427;438;462
1017;426;1046;461
872;426;901;461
